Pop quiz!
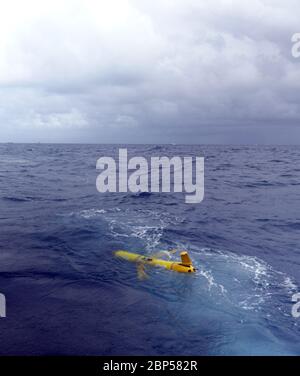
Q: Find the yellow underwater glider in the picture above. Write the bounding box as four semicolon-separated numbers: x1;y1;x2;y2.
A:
115;250;196;278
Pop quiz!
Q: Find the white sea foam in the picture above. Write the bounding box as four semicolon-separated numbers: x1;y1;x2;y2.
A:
109;209;183;252
282;276;298;294
198;267;227;294
79;209;107;219
178;246;298;314
75;207;184;252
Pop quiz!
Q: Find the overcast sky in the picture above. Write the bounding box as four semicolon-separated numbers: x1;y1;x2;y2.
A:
0;0;299;143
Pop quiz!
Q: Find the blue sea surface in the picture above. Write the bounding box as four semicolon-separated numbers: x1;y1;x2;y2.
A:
0;143;299;355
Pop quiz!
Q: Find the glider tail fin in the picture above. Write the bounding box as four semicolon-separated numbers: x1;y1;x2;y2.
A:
180;251;192;266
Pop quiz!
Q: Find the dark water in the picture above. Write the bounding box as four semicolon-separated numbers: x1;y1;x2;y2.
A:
0;143;299;355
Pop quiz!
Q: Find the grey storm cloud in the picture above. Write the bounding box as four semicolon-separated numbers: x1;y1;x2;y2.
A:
0;0;300;143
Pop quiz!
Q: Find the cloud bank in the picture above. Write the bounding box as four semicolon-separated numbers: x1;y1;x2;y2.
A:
0;0;299;143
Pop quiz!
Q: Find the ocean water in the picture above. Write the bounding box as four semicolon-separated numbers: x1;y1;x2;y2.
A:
0;143;299;355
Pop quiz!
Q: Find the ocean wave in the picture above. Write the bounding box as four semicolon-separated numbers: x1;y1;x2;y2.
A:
3;196;32;202
0;157;31;165
130;191;152;198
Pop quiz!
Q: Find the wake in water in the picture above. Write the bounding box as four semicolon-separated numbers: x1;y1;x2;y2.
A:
73;206;299;301
67;206;300;354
